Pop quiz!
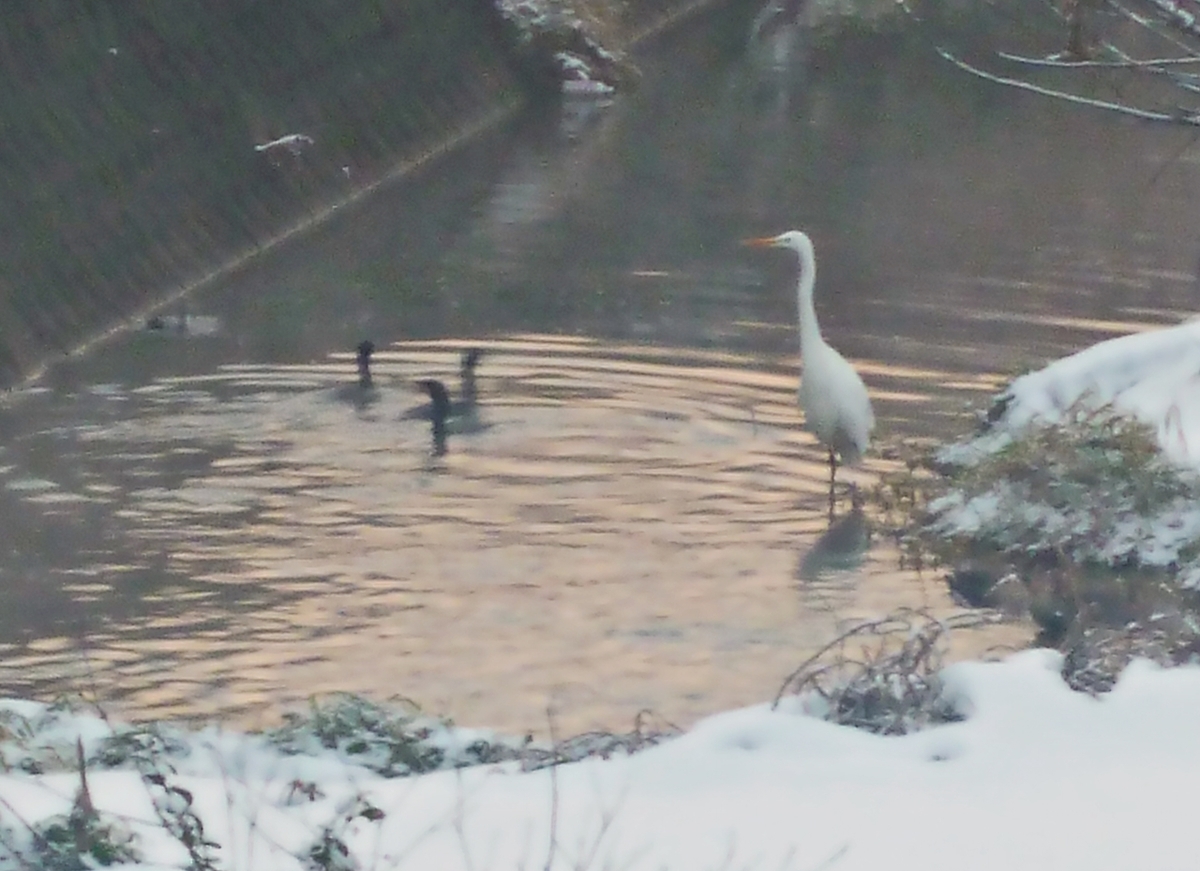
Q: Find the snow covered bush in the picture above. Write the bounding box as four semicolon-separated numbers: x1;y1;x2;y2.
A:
931;402;1200;586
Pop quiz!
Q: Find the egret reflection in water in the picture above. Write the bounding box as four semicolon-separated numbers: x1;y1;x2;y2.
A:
796;500;871;584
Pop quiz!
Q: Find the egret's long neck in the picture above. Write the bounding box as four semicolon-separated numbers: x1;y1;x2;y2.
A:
795;248;823;354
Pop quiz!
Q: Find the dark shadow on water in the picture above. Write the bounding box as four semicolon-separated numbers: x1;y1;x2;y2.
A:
796;503;871;584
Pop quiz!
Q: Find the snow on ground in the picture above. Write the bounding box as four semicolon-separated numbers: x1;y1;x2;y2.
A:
3;651;1200;870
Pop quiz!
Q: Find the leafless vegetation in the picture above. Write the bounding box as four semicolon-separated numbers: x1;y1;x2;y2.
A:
520;710;681;772
772;609;998;734
1061;615;1200;693
909;0;1200;131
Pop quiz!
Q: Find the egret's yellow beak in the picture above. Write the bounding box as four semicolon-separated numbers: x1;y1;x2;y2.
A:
741;236;778;248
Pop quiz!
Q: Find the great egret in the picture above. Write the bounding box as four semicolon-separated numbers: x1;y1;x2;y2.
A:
743;230;875;495
416;379;451;457
402;349;484;421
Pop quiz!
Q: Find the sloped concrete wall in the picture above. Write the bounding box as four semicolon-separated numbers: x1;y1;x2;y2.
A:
0;0;731;388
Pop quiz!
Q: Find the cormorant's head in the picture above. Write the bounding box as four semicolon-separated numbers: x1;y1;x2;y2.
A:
417;378;450;411
356;340;375;388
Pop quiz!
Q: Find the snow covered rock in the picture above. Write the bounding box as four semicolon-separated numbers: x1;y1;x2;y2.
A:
494;0;639;94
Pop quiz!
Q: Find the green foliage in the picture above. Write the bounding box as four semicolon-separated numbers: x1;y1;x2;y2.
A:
0;697;95;774
32;806;139;871
93;724;190;769
0;699;193;777
267;693;524;777
958;407;1188;519
304;796;386;871
306;829;357;871
930;405;1200;568
0;709;40;774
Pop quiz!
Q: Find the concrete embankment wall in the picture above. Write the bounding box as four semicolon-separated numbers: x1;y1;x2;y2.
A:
0;0;728;389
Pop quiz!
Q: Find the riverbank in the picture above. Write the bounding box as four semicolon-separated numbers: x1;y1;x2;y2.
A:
1;616;1195;871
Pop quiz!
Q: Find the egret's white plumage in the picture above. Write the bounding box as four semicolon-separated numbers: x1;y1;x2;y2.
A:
744;230;875;489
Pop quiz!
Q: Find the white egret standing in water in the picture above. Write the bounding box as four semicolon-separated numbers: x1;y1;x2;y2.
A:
743;230;874;500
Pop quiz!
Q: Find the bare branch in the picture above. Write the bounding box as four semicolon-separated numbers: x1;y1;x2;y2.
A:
773;609;947;707
1106;0;1200;65
996;50;1200;67
809;844;851;871
1143;0;1200;39
935;46;1200;125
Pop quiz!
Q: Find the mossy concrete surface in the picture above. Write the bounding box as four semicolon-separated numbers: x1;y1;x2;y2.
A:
0;0;733;389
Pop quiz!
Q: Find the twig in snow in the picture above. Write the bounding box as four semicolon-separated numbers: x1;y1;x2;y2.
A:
542;705;559;871
0;792;42;870
452;766;480;871
809;843;851;871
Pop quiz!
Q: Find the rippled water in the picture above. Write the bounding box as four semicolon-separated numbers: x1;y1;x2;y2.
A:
4;4;1200;733
0;335;1028;733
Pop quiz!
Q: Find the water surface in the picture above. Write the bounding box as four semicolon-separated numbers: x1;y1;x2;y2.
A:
3;4;1198;734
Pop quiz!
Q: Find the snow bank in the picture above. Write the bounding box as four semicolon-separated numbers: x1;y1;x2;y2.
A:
946;317;1200;469
4;653;1200;870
